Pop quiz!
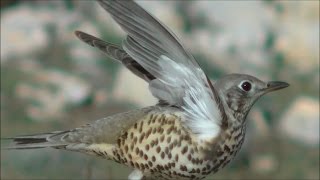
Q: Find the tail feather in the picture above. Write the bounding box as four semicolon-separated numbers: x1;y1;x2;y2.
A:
2;131;70;150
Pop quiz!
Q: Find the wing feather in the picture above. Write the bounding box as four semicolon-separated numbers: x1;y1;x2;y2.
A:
75;31;156;82
97;0;224;139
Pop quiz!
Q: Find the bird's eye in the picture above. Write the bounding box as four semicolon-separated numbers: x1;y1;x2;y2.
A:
240;81;252;92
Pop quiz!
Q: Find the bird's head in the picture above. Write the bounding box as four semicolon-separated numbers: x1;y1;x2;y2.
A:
214;73;289;122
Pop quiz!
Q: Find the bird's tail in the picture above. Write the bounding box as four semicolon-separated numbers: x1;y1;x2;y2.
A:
2;131;70;150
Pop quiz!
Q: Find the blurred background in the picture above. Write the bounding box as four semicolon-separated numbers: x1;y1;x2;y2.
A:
1;0;319;179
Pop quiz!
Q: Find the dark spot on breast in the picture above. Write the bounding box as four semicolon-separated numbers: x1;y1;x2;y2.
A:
128;154;132;160
224;145;231;153
135;162;140;169
235;132;242;140
124;145;128;153
103;151;108;156
152;115;157;123
165;147;169;155
134;123;138;129
167;136;172;143
184;134;190;141
135;147;139;155
148;161;153;167
181;146;188;154
158;116;162;123
157;164;164;171
152;127;157;134
144;163;149;169
160;128;164;134
145;144;150;151
152;156;156;162
180;165;187;171
217;150;224;157
146;128;152;138
122;131;128;139
139;132;145;143
191;158;196;164
156;146;161;153
160;135;165;142
175;154;179;161
161;152;165;159
196;158;200;164
169;143;174;150
150;140;155;147
173;139;178;147
157;127;161;133
190;148;194;155
199;159;203;164
167;126;174;134
148;114;153;124
144;154;148;160
140;163;145;170
168;153;172;159
187;154;192;161
221;156;227;162
133;137;137;144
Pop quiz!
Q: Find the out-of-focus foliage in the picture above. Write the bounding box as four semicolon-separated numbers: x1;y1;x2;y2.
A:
1;1;319;179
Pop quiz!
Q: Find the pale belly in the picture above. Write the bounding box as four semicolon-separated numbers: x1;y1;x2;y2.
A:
107;113;246;180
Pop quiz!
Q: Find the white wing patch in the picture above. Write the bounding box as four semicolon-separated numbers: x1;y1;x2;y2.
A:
149;56;221;140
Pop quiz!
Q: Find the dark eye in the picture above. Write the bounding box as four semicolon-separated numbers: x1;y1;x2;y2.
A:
240;81;252;92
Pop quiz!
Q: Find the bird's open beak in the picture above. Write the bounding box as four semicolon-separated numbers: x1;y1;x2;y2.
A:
264;81;290;93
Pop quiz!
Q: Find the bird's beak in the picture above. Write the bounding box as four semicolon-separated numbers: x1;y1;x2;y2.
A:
264;81;290;93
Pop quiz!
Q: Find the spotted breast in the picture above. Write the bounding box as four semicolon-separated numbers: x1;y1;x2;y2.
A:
87;110;246;180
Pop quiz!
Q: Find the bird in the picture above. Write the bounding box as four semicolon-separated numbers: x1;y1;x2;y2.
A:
3;0;289;180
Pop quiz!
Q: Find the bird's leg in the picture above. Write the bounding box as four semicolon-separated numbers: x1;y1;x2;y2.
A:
128;169;143;180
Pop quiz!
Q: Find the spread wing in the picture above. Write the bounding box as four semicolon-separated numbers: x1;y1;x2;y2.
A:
75;31;155;82
97;0;224;139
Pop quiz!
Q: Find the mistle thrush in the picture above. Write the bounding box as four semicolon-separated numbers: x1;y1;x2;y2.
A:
4;0;289;179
